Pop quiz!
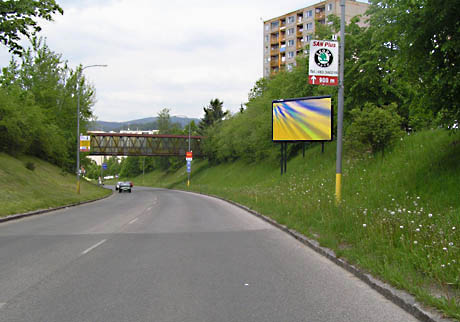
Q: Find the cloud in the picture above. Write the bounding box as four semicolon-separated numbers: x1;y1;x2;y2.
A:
0;0;343;121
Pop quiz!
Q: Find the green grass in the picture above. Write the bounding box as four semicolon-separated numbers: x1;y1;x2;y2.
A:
130;129;460;320
0;153;112;217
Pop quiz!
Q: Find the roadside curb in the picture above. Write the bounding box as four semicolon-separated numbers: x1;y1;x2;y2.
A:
180;189;452;322
0;188;114;224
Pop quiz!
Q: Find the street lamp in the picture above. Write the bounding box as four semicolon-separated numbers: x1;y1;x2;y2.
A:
76;64;107;194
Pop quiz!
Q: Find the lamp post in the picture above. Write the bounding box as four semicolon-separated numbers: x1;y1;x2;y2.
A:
76;64;107;194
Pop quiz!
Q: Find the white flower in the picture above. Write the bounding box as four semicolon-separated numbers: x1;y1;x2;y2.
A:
441;264;445;268
448;242;454;246
428;213;433;218
363;224;367;227
413;241;418;244
443;247;447;251
453;226;456;230
400;225;404;229
415;228;420;232
390;211;395;215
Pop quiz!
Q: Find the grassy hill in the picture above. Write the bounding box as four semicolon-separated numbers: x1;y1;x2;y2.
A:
0;153;111;217
130;129;460;319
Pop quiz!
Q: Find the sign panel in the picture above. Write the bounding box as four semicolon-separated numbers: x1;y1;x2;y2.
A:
185;151;193;161
80;135;91;152
102;163;107;170
186;160;191;173
309;40;338;86
272;96;332;142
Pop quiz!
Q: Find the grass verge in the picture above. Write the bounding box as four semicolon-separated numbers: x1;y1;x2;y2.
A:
0;153;111;217
129;129;459;320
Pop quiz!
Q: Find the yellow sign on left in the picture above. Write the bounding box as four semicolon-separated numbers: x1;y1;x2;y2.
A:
80;135;90;152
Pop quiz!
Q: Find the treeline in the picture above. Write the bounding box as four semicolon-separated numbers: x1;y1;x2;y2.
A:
202;0;459;164
0;38;95;172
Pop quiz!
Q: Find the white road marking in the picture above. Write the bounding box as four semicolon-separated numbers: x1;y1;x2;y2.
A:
129;218;138;224
81;239;107;255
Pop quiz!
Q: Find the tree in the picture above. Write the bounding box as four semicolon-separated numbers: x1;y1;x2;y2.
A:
366;0;460;126
0;0;63;55
198;98;229;134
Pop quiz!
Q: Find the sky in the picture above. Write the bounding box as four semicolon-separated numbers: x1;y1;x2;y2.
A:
0;0;363;122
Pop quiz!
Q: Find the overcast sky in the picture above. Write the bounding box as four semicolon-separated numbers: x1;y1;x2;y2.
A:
0;0;362;122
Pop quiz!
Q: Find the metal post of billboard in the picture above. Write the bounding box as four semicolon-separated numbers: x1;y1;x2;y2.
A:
336;0;345;204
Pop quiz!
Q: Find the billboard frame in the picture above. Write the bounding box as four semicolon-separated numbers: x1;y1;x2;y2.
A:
272;95;333;143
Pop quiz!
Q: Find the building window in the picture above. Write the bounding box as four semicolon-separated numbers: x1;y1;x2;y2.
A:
305;34;312;42
287;39;295;47
287;16;295;24
306;10;313;18
305;22;313;30
327;3;333;11
265;24;269;31
271;21;279;29
287;27;295;35
265;35;269;42
287;51;295;58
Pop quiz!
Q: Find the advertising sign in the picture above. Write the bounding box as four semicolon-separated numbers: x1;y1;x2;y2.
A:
186;160;191;173
309;40;338;86
272;96;332;142
186;151;193;161
80;135;90;152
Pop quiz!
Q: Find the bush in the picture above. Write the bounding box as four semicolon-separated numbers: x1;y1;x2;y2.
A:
25;161;35;171
345;102;404;156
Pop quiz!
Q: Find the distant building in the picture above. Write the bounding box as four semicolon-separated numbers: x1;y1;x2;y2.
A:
263;0;369;77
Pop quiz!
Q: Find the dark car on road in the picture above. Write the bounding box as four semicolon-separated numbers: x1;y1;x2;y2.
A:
118;182;132;193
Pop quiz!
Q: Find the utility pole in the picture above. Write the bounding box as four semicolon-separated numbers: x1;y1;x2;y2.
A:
336;0;345;204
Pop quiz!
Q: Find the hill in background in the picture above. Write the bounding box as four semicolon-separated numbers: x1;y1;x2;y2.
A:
89;116;200;132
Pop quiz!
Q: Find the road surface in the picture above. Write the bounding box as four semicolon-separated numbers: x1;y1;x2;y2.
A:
0;187;418;321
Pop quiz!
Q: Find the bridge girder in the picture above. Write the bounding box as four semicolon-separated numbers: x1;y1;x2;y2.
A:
89;133;204;157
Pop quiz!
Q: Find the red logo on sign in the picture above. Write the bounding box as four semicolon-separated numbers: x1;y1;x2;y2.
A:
186;152;193;158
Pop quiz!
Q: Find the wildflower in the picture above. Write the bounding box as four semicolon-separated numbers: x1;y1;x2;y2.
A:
416;196;420;200
415;228;420;232
400;225;404;229
449;242;454;246
408;210;411;214
441;264;445;268
413;241;418;245
428;213;433;218
443;247;447;251
390;211;395;215
453;227;456;230
363;224;367;227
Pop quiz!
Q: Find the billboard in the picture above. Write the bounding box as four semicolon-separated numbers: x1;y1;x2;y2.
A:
272;96;332;142
80;135;91;152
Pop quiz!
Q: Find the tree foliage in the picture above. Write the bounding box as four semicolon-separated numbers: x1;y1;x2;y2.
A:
0;38;95;171
0;0;63;55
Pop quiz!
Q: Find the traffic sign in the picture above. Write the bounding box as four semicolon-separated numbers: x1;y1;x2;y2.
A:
309;40;338;86
102;163;107;170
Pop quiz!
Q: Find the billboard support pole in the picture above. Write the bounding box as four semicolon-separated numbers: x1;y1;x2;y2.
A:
336;0;345;204
280;143;284;175
284;143;287;173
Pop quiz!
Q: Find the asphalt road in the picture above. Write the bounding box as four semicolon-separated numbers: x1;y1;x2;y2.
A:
0;186;419;322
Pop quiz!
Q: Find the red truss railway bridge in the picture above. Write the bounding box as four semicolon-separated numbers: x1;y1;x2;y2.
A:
88;132;205;157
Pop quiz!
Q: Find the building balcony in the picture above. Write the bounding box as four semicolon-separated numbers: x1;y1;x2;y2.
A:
270;60;279;67
271;48;279;55
270;38;279;44
315;12;325;20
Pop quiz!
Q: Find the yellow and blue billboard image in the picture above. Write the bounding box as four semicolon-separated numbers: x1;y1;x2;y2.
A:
272;96;332;141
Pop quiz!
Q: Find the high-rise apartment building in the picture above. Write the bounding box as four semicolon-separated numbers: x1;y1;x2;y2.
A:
263;0;369;77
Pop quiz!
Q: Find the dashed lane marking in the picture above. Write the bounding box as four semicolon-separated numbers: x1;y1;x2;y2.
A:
129;218;138;224
81;239;107;255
